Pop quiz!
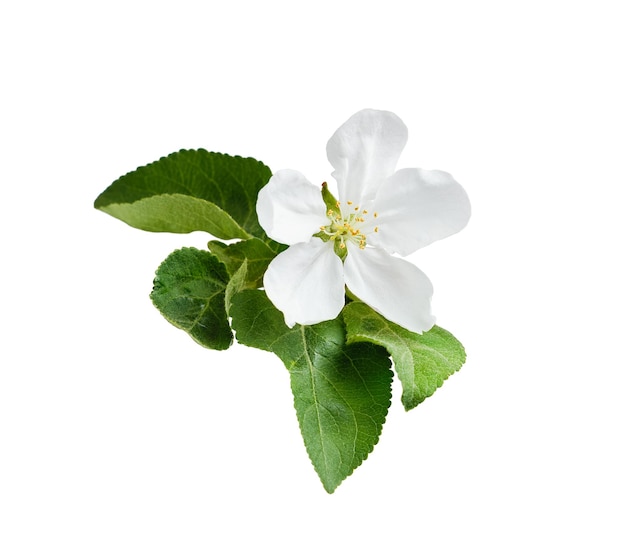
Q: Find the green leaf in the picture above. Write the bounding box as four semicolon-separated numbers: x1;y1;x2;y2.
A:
224;259;247;315
208;237;285;289
94;150;274;244
343;301;466;411
150;247;232;350
321;181;340;216
231;290;392;493
228;288;289;352
97;194;251;240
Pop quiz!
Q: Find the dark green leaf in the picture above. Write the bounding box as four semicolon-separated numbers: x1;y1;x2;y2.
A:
231;290;392;493
343;301;466;411
228;288;289;352
151;248;232;350
95;150;274;244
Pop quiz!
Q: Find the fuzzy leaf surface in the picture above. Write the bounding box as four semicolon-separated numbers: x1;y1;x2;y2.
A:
344;301;465;411
151;248;232;350
231;290;392;493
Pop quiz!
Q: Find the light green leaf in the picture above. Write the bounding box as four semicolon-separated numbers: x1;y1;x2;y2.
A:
94;150;275;245
231;290;392;493
208;237;285;289
321;181;340;216
98;194;251;240
150;247;232;350
343;301;466;411
224;260;247;315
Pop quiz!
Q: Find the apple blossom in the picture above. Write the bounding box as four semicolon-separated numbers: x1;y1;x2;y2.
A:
256;109;471;334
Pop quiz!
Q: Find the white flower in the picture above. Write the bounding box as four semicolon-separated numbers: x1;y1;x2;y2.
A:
256;109;471;334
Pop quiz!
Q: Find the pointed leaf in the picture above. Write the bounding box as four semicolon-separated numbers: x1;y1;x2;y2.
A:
344;301;465;411
231;290;392;493
151;248;232;350
95;150;276;245
224;260;247;315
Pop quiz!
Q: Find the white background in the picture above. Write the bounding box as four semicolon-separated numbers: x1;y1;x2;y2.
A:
2;1;625;548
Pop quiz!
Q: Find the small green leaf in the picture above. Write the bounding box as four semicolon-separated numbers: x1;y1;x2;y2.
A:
151;248;232;350
321;181;340;216
343;301;466;411
208;237;285;289
231;290;392;493
224;260;247;315
94;150;274;244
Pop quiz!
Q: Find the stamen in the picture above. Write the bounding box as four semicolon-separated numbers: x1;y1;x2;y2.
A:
322;197;372;254
374;227;379;232
374;212;378;218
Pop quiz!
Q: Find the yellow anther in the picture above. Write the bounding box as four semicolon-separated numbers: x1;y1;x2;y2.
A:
322;199;373;254
374;212;378;218
374;226;379;232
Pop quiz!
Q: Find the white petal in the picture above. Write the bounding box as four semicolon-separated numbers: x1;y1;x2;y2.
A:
256;169;328;245
326;109;408;205
369;168;471;255
263;239;344;327
344;244;435;334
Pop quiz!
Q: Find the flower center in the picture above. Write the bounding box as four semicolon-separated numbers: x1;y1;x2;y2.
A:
320;200;378;251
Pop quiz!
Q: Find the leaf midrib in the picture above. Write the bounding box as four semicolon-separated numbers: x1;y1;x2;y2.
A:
299;325;331;479
187;288;226;332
